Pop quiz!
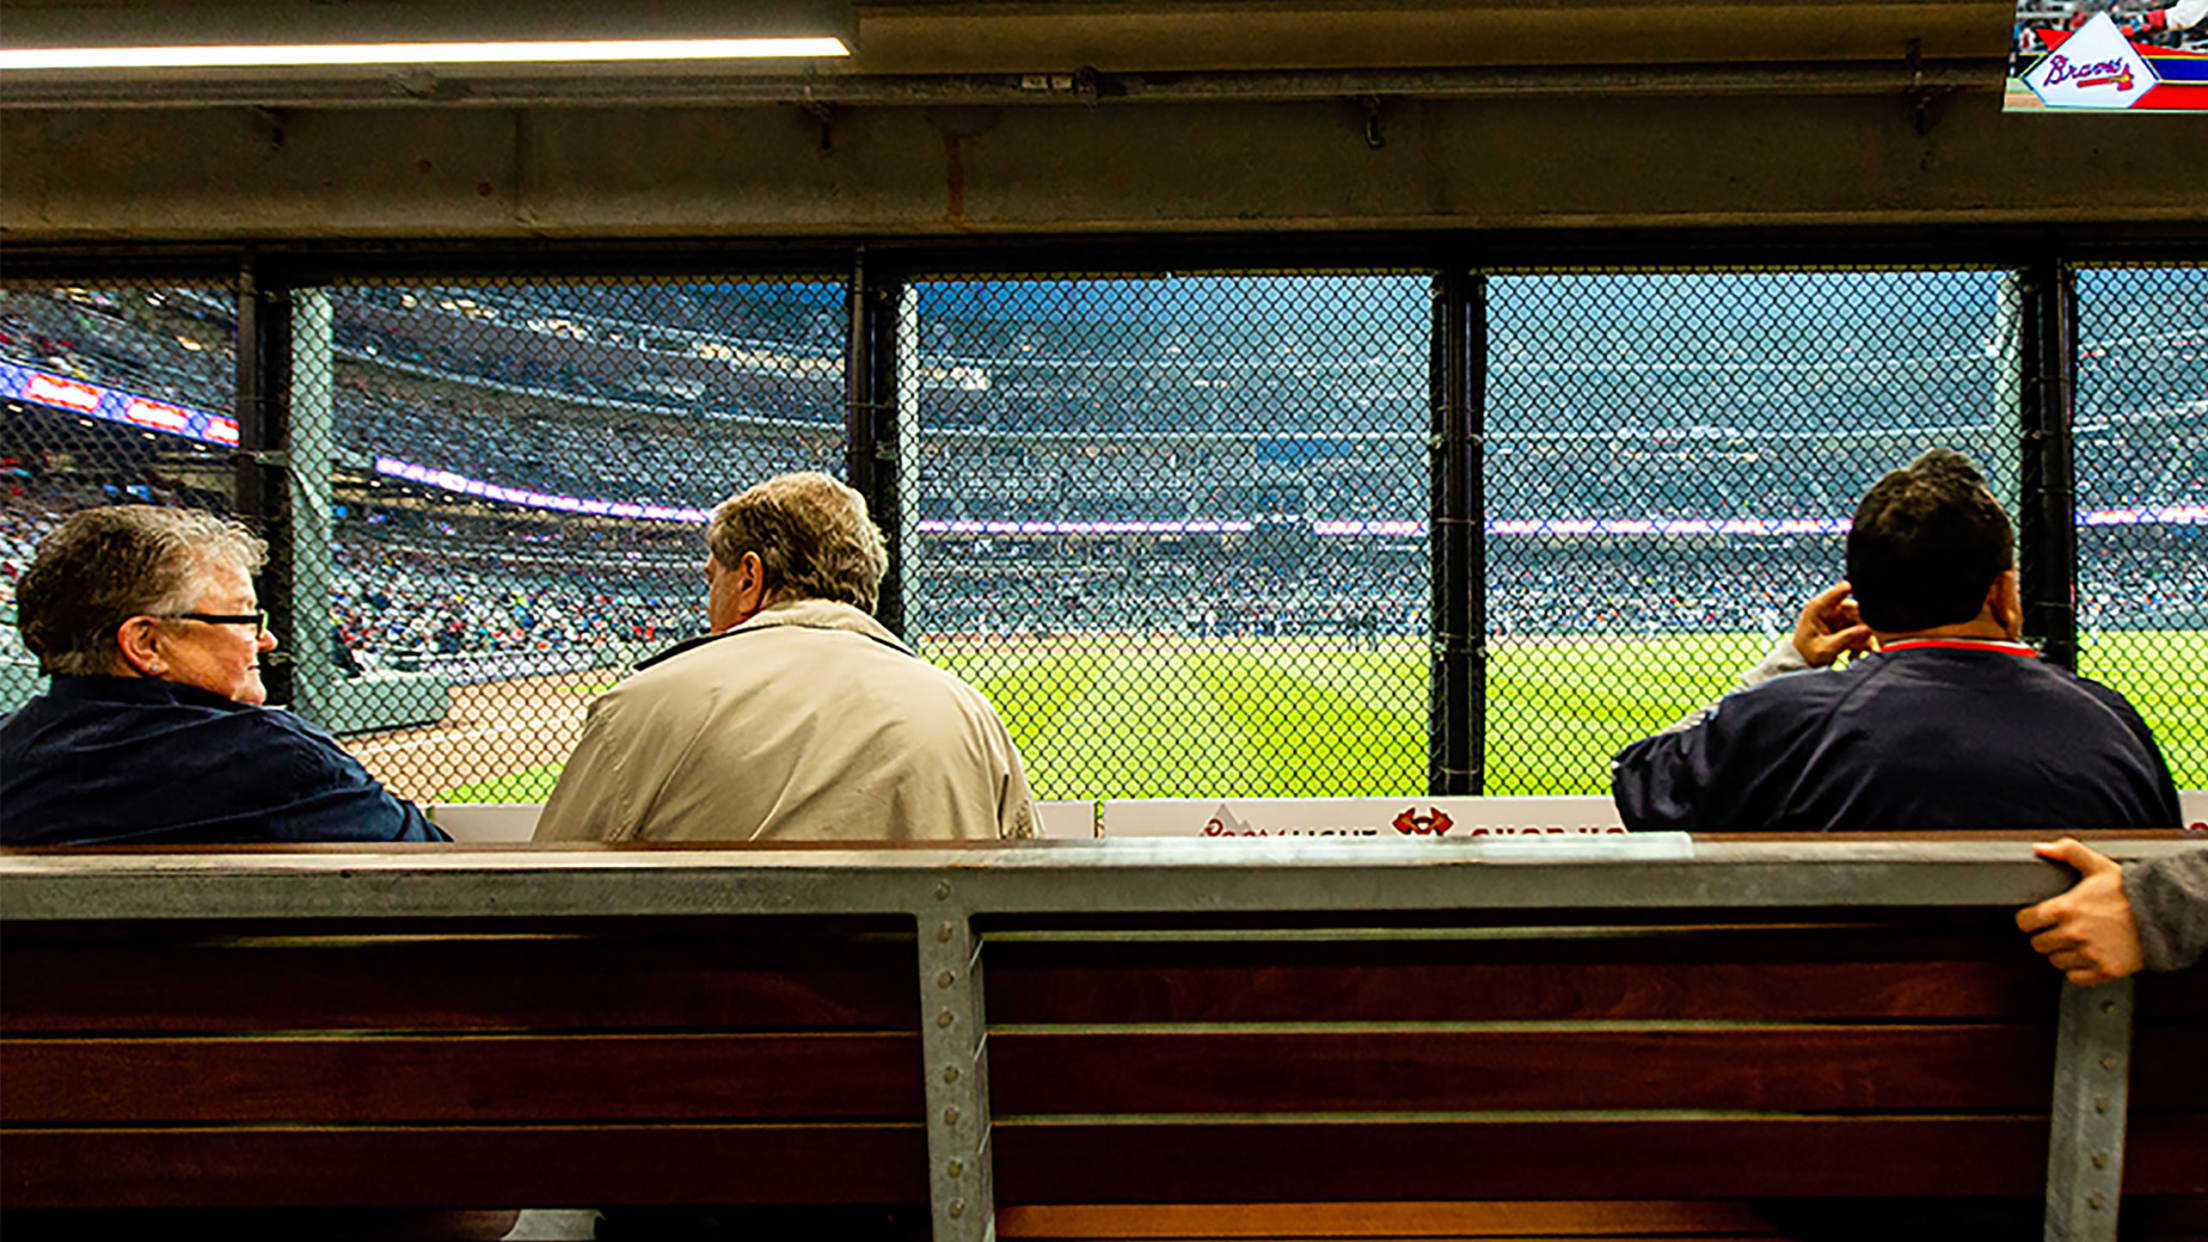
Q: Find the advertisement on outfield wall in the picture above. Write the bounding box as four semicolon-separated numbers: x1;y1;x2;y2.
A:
2008;4;2208;110
1101;794;2208;838
1100;796;1630;839
362;794;2208;842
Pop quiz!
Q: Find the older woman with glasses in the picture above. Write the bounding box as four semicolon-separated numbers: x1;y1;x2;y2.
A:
0;505;447;845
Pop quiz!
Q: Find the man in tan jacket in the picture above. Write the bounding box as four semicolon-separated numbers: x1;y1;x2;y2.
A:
534;472;1036;843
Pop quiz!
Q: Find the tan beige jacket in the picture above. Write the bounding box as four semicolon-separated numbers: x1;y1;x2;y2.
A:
534;600;1036;843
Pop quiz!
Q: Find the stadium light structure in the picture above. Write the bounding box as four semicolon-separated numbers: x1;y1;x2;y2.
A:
0;1;854;72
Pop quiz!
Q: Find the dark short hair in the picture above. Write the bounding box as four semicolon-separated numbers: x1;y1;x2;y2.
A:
1845;448;2014;633
16;506;266;676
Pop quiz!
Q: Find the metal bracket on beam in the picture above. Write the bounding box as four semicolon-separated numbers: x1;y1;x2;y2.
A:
230;449;293;470
2044;978;2133;1242
917;883;994;1242
799;96;836;152
1904;38;1956;137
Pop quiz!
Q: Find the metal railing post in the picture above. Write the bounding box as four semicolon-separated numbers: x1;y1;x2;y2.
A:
2044;978;2133;1241
916;878;995;1242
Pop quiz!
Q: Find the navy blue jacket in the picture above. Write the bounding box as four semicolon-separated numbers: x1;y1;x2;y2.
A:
1612;645;2181;833
0;675;448;846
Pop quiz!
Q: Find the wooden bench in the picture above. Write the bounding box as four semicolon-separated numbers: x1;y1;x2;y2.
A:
2;837;2203;1241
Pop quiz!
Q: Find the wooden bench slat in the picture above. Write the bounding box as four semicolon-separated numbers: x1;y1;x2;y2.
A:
990;1116;2111;1201
2126;1115;2208;1196
986;943;2056;1024
2138;972;2208;1020
989;1027;2061;1113
988;1025;2208;1115
0;938;918;1033
0;1124;927;1208
2;1033;923;1123
994;1200;1784;1238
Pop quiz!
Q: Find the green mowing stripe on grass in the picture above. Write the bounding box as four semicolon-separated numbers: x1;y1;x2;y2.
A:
2080;629;2208;789
920;639;1106;794
1055;644;1259;797
973;655;1102;758
1189;645;1426;797
1486;633;1759;795
440;762;564;803
1241;637;1429;716
424;629;2207;804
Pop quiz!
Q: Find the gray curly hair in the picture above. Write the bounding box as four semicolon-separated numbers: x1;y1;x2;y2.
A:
16;506;266;676
706;473;888;613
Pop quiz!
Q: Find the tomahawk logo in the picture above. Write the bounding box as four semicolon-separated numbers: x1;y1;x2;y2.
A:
1392;807;1455;836
2026;12;2157;110
1202;804;1258;836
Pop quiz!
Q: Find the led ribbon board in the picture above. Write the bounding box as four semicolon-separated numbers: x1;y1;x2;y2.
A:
5;359;2204;533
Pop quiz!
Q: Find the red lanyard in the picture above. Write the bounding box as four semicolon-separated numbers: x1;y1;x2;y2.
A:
1879;638;2040;658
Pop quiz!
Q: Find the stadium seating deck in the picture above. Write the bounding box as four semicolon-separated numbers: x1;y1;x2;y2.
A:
2;837;2203;1241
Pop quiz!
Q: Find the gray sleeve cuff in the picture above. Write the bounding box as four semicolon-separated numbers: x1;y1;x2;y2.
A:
2122;851;2208;974
1738;635;1813;689
1653;636;1814;736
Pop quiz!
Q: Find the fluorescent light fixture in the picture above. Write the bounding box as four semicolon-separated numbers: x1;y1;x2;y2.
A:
0;2;854;72
1;38;849;71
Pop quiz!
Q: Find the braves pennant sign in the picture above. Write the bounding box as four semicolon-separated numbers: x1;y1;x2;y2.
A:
2011;6;2208;112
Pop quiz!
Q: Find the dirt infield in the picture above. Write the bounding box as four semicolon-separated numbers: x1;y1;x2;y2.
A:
343;665;622;804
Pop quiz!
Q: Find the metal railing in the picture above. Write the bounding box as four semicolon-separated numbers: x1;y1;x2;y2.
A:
4;835;2198;1242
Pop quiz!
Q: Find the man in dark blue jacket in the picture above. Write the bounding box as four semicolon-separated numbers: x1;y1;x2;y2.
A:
1612;449;2180;833
0;505;446;845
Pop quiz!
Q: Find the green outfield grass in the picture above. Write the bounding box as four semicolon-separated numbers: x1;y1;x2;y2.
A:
442;762;565;803
435;629;2208;801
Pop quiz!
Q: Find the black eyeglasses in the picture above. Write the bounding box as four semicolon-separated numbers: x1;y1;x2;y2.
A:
160;611;268;637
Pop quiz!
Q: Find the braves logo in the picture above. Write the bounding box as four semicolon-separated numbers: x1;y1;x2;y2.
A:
2044;54;2136;90
1392;807;1454;836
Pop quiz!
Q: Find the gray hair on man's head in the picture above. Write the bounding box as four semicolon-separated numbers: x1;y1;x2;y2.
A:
15;505;267;676
706;472;888;613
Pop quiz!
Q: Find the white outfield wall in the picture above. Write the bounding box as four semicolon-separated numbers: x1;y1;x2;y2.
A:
1101;793;2208;837
429;793;2208;843
427;800;1102;842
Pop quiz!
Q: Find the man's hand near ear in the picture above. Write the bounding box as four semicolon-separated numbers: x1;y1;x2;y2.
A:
1791;581;1873;668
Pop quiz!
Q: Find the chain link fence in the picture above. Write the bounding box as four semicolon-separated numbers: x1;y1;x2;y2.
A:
295;280;847;803
1485;269;2026;794
0;282;241;702
2075;263;2208;789
901;275;1432;798
3;262;2198;807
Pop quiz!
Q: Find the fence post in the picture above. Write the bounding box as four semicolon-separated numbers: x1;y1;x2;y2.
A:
234;259;296;707
1429;269;1483;795
847;252;909;638
2017;257;2080;673
285;289;336;727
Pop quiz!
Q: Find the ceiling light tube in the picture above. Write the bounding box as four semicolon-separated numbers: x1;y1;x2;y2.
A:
0;37;850;71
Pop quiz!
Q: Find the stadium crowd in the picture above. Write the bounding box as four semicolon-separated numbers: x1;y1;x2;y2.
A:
5;281;2203;525
328;535;697;667
2;281;2203;667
